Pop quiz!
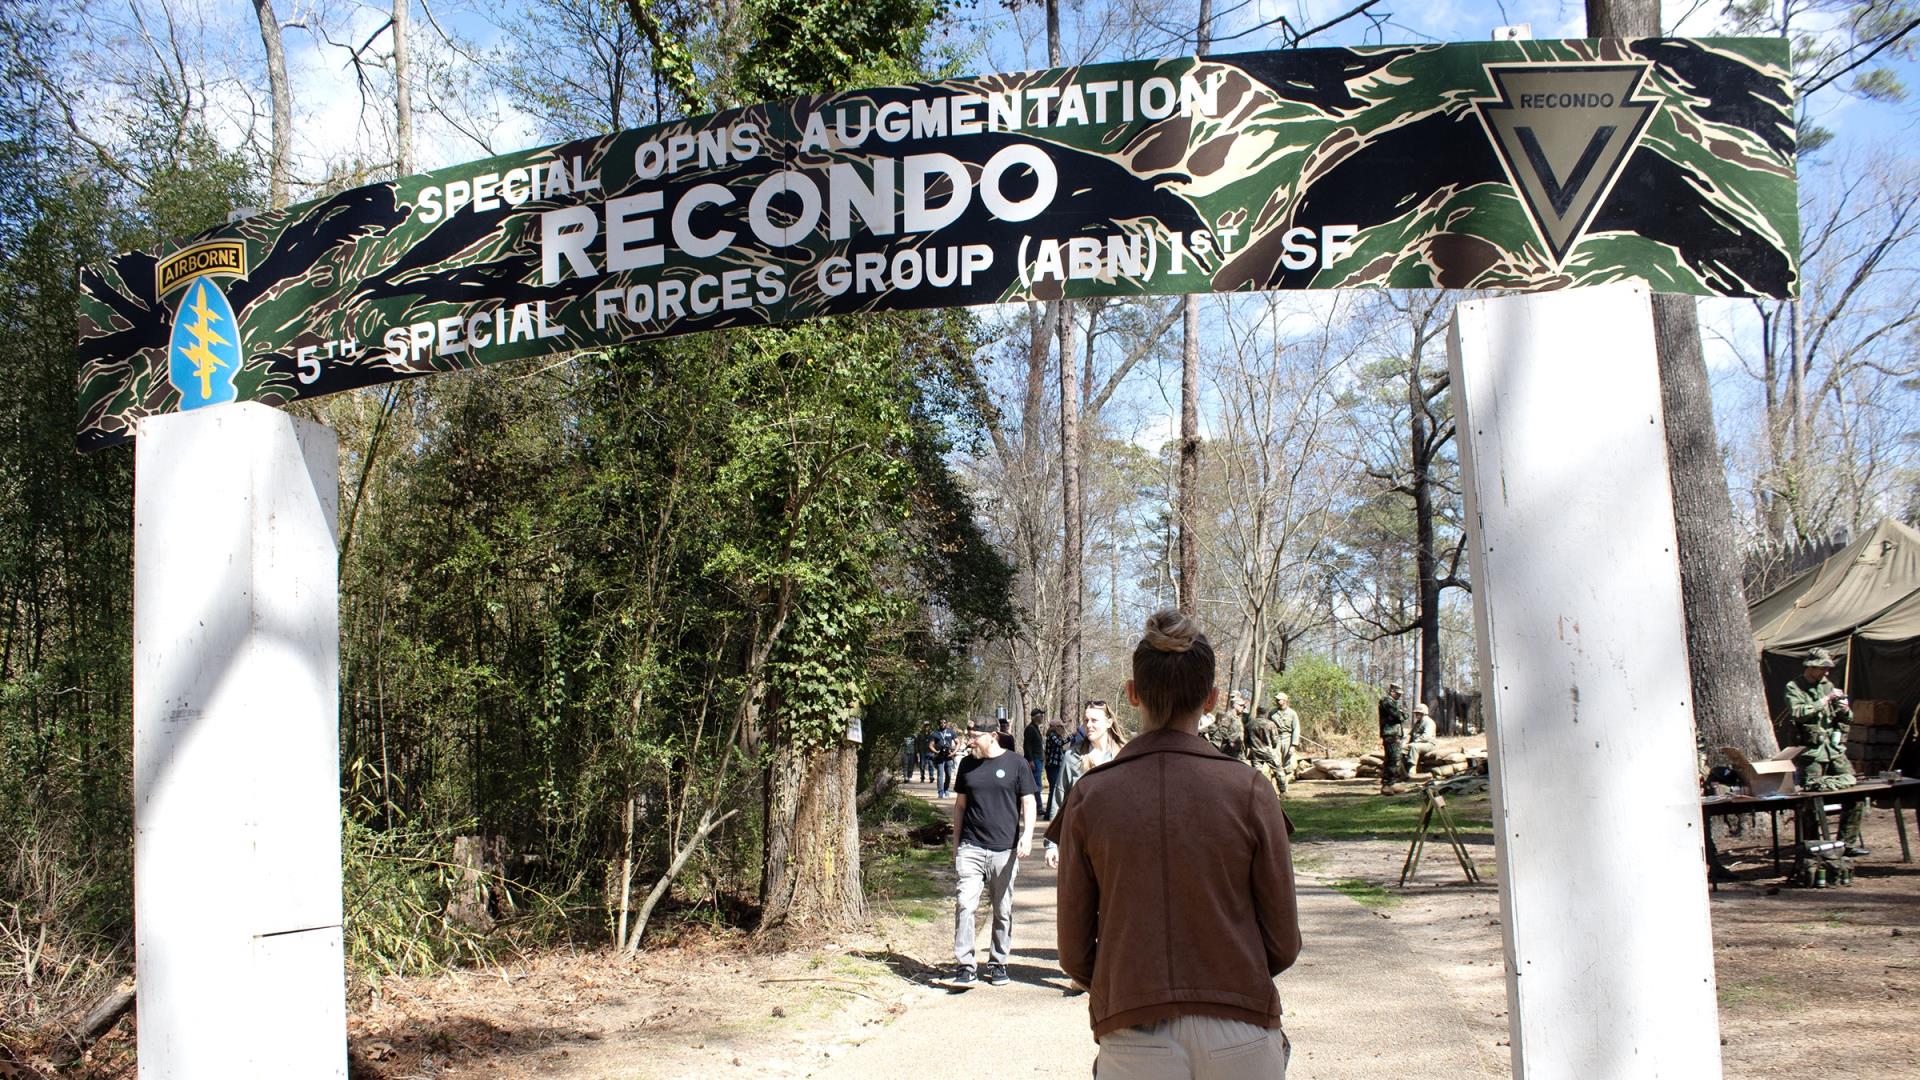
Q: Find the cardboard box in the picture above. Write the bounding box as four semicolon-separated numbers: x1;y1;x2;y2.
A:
1721;745;1804;797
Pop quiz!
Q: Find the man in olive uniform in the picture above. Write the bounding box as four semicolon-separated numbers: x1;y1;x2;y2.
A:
1405;703;1438;779
1201;690;1248;760
1378;683;1408;791
1272;691;1300;783
1245;700;1285;795
1786;648;1867;855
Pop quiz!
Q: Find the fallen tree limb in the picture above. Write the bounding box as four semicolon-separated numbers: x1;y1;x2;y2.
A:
47;985;135;1068
624;807;740;955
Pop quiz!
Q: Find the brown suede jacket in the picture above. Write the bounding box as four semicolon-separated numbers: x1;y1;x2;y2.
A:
1044;727;1301;1037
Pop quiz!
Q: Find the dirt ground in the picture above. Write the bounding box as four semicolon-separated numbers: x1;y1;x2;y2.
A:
29;769;1920;1078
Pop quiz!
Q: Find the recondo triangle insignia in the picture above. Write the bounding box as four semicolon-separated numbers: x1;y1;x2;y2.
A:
1473;64;1659;265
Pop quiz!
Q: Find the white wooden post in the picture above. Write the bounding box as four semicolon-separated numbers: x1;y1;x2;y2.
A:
133;403;346;1078
1447;284;1722;1079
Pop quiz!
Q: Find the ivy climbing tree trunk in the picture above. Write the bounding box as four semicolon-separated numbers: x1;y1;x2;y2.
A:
1587;0;1778;760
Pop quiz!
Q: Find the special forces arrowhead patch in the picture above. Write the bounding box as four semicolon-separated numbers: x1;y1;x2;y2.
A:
1473;64;1659;265
156;240;248;410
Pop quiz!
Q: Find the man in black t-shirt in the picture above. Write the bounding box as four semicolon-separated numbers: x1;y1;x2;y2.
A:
950;716;1037;986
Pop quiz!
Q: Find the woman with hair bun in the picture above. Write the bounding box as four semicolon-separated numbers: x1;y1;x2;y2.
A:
1045;609;1300;1078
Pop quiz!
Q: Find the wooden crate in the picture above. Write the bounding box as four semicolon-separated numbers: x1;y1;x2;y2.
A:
1852;699;1899;727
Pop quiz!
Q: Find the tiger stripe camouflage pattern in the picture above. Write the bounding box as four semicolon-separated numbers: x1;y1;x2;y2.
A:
76;37;1795;451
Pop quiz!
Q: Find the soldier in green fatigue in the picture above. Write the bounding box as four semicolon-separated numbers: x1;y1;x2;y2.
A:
1405;703;1438;778
1201;690;1248;761
1245;699;1285;795
1272;691;1301;786
1378;683;1408;791
1785;648;1868;856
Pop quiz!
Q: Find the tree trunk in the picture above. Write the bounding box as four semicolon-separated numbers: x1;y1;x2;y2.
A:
1653;295;1779;756
393;0;413;176
1408;320;1443;711
1045;2;1083;731
1058;302;1083;735
252;0;291;209
1178;298;1200;616
1587;0;1777;759
1176;1;1212;617
757;738;865;942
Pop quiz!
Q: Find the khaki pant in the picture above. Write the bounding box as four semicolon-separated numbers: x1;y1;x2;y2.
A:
1096;1015;1290;1079
1405;740;1437;775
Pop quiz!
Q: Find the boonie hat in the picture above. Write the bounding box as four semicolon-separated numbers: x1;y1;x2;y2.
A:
1413;703;1430;715
1805;647;1839;668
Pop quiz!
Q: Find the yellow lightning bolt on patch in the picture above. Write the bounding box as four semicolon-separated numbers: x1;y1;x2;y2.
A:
177;281;232;399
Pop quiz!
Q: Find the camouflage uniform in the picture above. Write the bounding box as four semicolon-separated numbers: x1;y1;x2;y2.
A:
1785;668;1864;849
1378;693;1408;789
1245;710;1285;795
1204;711;1246;760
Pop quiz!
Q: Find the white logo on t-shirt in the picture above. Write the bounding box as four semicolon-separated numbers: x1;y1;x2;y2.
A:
995;769;1006;779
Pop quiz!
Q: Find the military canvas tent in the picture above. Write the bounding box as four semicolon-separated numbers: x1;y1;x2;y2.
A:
1751;517;1920;774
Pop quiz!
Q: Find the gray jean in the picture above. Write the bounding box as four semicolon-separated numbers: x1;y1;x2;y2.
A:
953;842;1018;966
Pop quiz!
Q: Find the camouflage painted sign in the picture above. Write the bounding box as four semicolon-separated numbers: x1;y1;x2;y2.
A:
77;37;1796;451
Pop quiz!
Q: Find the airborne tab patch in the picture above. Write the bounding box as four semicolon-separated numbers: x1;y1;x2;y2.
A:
1474;65;1658;265
157;240;248;297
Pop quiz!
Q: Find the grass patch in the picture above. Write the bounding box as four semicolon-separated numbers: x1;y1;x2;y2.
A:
862;785;948;831
863;788;951;922
1285;792;1491;842
1289;848;1329;876
1719;975;1793;1011
866;843;948;903
1327;878;1401;910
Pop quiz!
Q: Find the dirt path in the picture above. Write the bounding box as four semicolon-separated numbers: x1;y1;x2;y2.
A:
822;782;1510;1080
822;782;1096;1078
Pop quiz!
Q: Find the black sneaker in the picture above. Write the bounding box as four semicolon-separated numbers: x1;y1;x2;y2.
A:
1845;846;1872;858
950;965;976;986
985;963;1009;986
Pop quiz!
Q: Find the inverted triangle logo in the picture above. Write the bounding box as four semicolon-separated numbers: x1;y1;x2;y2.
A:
1473;64;1658;265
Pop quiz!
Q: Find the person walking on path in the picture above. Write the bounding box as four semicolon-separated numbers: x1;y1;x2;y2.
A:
916;727;934;782
1045;700;1124;868
951;716;1038;987
1786;647;1868;855
1404;703;1438;779
930;720;960;799
1043;719;1067;817
1022;708;1046;790
1047;609;1300;1077
1378;684;1408;791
